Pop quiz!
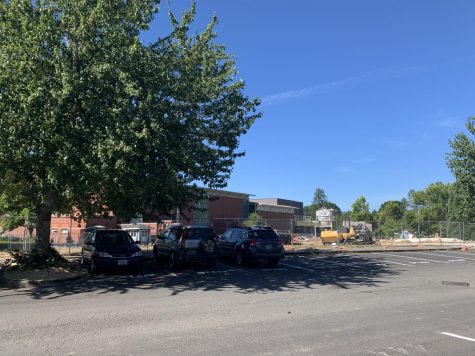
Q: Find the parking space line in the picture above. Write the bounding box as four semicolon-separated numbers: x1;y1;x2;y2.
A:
279;262;315;272
440;332;475;342
305;255;414;268
378;259;414;267
412;251;473;261
426;252;475;261
374;253;451;264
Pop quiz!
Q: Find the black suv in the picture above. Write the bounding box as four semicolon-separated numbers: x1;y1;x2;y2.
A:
219;226;285;267
81;229;143;273
153;225;219;269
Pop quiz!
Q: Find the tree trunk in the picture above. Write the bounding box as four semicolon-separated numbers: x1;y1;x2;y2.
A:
35;206;52;253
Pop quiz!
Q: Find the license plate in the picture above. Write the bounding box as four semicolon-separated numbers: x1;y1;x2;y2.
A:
118;260;128;266
265;244;273;250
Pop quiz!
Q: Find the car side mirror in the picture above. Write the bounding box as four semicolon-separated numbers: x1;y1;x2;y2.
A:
134;240;140;244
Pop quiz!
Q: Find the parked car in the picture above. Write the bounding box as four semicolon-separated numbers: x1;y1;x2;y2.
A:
219;226;285;267
153;225;219;269
81;229;143;273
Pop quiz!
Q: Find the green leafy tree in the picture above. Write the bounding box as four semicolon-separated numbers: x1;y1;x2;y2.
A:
351;196;371;222
312;188;328;206
304;188;341;218
377;200;405;221
447;117;475;221
376;200;406;238
410;182;450;222
243;213;264;227
0;1;260;255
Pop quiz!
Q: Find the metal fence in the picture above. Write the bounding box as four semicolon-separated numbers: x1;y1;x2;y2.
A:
2;216;475;252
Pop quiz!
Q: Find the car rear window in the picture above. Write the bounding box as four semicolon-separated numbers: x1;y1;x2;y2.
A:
185;228;216;240
249;229;278;239
96;231;134;245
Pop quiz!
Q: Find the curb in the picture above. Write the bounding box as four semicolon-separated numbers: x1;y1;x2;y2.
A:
0;267;89;289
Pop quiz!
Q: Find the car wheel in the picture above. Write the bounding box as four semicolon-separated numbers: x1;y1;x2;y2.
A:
167;251;177;270
201;239;217;255
268;258;279;267
235;250;245;267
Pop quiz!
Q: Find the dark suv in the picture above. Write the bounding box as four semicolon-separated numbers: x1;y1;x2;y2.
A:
81;229;143;273
219;226;285;267
153;225;219;269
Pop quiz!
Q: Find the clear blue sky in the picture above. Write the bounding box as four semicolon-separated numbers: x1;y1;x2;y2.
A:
142;0;475;211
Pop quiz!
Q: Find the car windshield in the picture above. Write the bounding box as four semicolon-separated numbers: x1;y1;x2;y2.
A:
249;229;278;239
186;228;215;240
95;231;134;245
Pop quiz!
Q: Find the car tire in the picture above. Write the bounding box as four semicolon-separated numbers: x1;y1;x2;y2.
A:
167;251;177;270
235;250;246;267
201;239;217;255
268;258;280;267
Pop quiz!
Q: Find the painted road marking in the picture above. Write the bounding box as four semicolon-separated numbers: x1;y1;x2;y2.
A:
413;251;473;262
279;262;315;272
429;252;475;261
306;255;414;267
372;259;414;267
375;253;451;264
409;261;430;264
440;332;475;342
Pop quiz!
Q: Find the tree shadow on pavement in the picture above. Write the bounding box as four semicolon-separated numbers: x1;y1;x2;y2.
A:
11;253;401;300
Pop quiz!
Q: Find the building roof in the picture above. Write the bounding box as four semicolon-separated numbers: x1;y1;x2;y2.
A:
119;223;151;230
253;202;298;214
204;188;254;199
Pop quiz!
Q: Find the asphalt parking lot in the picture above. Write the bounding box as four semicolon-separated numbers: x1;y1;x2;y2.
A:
1;251;475;355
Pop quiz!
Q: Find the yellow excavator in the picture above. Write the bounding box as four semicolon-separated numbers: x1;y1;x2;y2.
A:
320;226;356;244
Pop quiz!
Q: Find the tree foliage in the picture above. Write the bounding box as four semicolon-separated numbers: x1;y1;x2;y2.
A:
0;1;260;252
446;117;475;222
304;188;341;218
312;188;327;206
243;212;264;227
408;182;451;222
351;196;371;222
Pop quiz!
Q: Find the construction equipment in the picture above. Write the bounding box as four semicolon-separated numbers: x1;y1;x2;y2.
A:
320;226;355;244
316;209;373;245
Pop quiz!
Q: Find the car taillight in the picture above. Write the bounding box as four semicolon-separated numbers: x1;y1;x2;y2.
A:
248;239;258;246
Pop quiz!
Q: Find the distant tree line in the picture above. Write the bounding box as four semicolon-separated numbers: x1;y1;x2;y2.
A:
305;117;475;230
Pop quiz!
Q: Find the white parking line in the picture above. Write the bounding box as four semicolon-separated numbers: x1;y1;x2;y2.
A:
440;332;475;342
426;252;475;261
373;259;414;267
374;253;451;264
306;255;414;267
412;251;473;261
279;262;315;272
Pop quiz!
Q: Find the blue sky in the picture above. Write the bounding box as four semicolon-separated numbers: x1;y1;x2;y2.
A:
142;0;475;211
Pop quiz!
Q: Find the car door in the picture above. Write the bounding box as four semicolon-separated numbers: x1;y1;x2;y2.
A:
166;227;181;253
82;231;95;262
155;229;169;255
230;229;242;253
219;229;234;256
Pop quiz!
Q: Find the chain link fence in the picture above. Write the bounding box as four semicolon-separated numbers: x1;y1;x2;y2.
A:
2;215;475;252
